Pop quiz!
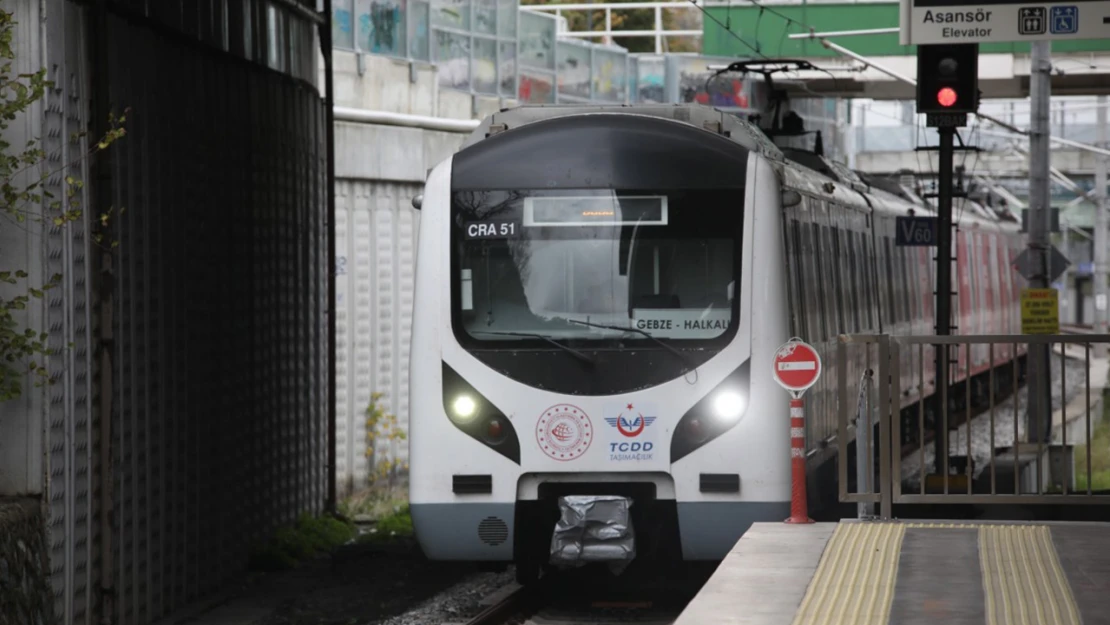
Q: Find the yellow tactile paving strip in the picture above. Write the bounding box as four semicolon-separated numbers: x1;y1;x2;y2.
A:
979;525;1081;625
790;522;1083;625
791;523;906;625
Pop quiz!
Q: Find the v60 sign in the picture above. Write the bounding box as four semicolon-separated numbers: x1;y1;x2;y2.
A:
895;216;939;247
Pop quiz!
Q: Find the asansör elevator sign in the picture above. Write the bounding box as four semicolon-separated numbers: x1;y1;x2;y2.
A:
900;0;1110;45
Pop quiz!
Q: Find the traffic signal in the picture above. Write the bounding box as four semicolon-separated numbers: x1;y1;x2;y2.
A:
916;44;979;115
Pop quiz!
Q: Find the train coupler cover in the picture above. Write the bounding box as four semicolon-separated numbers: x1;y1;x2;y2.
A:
549;495;636;574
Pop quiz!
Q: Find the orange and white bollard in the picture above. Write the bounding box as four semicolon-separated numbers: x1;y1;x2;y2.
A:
785;397;814;524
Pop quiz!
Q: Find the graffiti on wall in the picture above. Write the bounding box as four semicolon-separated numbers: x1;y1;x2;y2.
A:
686;77;749;108
635;59;664;103
593;54;626;102
520;73;555;103
362;0;405;55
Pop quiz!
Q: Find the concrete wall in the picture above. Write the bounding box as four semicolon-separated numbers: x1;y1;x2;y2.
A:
328;49;512;497
329;50;512;119
0;498;54;625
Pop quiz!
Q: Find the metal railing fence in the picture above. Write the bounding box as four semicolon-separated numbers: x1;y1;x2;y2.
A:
836;333;1110;520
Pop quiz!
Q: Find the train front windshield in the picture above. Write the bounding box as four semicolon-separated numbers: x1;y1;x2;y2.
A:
450;188;742;347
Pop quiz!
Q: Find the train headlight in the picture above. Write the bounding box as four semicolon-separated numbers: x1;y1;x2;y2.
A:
442;362;521;464
712;390;746;424
451;395;478;421
672;361;750;463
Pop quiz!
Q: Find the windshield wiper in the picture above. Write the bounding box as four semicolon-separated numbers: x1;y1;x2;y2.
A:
567;319;699;379
471;331;595;365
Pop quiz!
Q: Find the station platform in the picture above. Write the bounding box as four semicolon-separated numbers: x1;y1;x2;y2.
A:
674;520;1110;625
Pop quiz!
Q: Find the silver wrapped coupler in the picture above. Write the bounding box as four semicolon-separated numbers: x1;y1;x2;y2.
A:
549;495;636;571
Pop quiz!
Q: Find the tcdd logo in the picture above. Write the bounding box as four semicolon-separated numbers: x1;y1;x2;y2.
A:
604;403;657;437
610;441;654;453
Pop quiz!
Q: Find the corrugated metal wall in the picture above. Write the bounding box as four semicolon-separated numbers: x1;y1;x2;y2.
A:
42;2;97;623
103;10;328;625
39;1;331;623
334;180;420;495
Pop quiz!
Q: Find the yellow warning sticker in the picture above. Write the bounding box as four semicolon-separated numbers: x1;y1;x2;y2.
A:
1021;288;1059;334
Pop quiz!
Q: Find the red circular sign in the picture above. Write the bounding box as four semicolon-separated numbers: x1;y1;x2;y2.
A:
772;340;822;393
536;404;593;461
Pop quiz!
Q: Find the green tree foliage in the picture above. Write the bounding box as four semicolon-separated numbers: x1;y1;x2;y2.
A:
521;0;700;53
0;7;127;402
365;392;407;487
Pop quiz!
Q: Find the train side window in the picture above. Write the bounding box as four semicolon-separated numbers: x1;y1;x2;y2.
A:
966;231;977;334
888;239;896;326
823;224;836;340
890;240;902;325
797;219;814;342
876;233;888;329
900;245;913;327
883;236;896;328
830;225;845;335
806;221;821;342
977;232;989;333
812;222;828;341
875;234;885;331
905;248;914;330
789;219;807;338
859;231;874;331
918;248;932;324
893;238;903;325
994;235;1003;333
852;227;861;333
1003;237;1012;330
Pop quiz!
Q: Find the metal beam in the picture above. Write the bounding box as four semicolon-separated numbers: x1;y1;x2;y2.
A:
818;39;918;85
788;27;900;39
334;106;480;132
556;28;702;37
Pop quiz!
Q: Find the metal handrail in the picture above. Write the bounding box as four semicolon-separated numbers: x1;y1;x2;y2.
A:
835;333;1110;518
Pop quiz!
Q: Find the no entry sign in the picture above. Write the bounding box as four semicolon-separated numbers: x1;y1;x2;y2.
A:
772;339;822;397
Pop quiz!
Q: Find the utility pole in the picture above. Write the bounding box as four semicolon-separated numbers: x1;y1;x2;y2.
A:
1027;40;1053;444
1095;95;1108;358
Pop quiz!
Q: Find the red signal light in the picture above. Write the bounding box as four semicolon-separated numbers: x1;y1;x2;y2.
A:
937;87;958;108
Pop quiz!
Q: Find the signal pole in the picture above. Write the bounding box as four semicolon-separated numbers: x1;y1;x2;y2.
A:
1027;41;1053;443
935;123;955;477
916;43;979;481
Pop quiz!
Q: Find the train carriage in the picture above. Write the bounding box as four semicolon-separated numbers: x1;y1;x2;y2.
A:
406;103;1027;583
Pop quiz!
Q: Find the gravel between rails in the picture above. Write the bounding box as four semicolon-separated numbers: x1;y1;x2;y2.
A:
510;604;681;625
243;537;509;625
372;569;515;625
900;354;1089;489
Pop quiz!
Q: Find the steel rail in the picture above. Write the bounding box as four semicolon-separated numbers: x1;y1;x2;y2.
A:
464;584;539;625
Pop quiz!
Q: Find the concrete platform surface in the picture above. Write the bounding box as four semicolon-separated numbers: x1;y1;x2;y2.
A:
674;520;1110;625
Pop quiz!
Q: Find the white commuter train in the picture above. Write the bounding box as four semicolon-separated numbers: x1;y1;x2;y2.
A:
407;104;1026;583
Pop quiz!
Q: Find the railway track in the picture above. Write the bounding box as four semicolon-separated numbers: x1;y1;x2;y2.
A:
891;325;1097;460
462;569;703;625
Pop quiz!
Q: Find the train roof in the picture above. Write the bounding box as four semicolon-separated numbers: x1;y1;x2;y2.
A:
460;103;1019;234
459;103;786;162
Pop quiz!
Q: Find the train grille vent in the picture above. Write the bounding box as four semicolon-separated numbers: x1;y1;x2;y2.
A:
477;517;509;546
